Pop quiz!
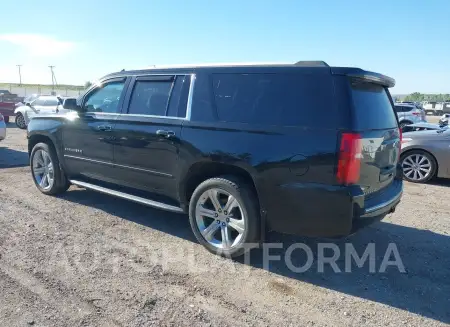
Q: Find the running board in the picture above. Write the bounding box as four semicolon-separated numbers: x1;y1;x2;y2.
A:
69;180;184;214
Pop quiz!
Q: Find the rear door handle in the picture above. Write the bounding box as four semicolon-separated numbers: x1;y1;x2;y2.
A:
156;130;175;138
97;125;112;131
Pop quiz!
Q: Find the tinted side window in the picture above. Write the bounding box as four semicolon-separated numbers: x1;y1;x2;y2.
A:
43;98;59;106
350;81;397;130
32;98;46;106
128;80;172;116
167;75;190;118
84;81;126;113
212;73;335;126
394;105;403;113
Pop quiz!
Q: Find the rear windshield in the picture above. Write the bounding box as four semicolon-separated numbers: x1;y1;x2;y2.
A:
351;80;398;130
212;73;336;127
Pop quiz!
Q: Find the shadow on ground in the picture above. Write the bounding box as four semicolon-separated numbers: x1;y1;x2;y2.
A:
60;187;449;324
429;177;450;187
5;121;18;129
0;147;29;168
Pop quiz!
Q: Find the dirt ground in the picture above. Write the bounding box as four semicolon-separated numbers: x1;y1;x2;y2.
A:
0;119;449;327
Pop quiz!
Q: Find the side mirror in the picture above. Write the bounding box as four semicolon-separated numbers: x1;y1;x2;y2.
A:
63;98;81;111
25;102;31;107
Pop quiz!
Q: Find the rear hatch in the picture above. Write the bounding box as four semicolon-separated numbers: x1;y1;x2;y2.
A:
349;79;401;196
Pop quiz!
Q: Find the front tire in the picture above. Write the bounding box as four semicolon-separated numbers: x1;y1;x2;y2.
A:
15;113;26;129
401;150;437;183
30;142;70;195
189;176;260;258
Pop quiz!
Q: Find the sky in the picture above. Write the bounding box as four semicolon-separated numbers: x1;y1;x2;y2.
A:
0;0;449;94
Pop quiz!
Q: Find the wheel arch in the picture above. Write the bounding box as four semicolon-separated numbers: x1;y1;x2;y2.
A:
179;161;261;209
27;132;65;169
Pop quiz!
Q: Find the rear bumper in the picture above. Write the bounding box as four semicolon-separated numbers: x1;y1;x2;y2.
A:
264;178;403;237
0;108;15;117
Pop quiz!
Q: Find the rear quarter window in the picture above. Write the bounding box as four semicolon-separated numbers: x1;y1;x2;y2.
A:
350;80;398;130
212;73;336;127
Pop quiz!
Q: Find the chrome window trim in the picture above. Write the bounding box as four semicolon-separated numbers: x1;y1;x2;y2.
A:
114;73;196;121
186;74;196;121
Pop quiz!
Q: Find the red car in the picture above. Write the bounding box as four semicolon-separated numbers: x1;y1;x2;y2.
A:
0;91;22;123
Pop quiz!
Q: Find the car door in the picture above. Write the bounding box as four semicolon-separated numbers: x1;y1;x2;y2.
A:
112;74;191;199
62;77;129;183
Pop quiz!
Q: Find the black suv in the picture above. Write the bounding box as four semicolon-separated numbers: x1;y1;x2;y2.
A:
27;62;403;257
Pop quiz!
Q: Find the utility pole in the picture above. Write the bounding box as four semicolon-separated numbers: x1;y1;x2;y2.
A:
16;65;22;85
49;65;57;93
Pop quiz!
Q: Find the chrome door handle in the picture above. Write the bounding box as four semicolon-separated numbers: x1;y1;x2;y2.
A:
156;130;175;138
97;125;112;131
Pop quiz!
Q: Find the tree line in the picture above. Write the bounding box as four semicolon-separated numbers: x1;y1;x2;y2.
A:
402;92;450;102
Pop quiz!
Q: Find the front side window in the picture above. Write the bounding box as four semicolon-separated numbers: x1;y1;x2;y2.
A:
83;81;125;113
128;80;172;116
43;98;60;106
32;98;46;106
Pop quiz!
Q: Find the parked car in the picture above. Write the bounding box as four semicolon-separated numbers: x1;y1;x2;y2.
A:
14;94;39;108
439;113;450;126
14;95;64;129
394;103;426;128
401;129;450;183
0;114;6;141
0;91;23;123
401;122;448;133
27;62;403;257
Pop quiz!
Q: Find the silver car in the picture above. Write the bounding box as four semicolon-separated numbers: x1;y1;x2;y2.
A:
401;128;450;183
395;104;426;128
14;95;64;129
0;114;6;141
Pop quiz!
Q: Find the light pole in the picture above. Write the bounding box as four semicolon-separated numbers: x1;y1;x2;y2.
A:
49;65;57;93
16;65;22;85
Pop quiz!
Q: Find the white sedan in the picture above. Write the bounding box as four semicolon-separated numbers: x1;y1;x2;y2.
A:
0;114;6;142
14;95;73;129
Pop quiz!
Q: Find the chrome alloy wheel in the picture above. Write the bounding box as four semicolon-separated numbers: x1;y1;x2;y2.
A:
32;149;55;191
195;188;246;250
402;153;432;181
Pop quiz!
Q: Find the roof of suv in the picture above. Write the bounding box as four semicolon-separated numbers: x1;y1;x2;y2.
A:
101;61;396;87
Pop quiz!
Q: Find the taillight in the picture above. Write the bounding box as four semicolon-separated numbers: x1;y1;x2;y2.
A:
412;112;421;116
337;133;362;185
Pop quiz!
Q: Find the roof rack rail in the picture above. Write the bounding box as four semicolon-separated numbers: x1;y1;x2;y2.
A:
294;61;330;67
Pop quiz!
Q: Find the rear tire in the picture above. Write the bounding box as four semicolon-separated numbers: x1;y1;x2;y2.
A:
400;150;437;183
15;113;26;129
188;176;260;258
30;142;70;195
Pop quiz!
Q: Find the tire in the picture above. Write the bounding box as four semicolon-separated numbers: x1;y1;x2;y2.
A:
400;150;437;183
30;142;70;195
189;176;260;258
399;121;412;129
15;113;26;129
4;116;9;123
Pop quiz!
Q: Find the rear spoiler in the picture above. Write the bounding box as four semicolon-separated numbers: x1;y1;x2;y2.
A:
331;67;395;88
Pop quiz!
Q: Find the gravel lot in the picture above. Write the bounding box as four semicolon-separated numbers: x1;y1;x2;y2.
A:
0;118;449;327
